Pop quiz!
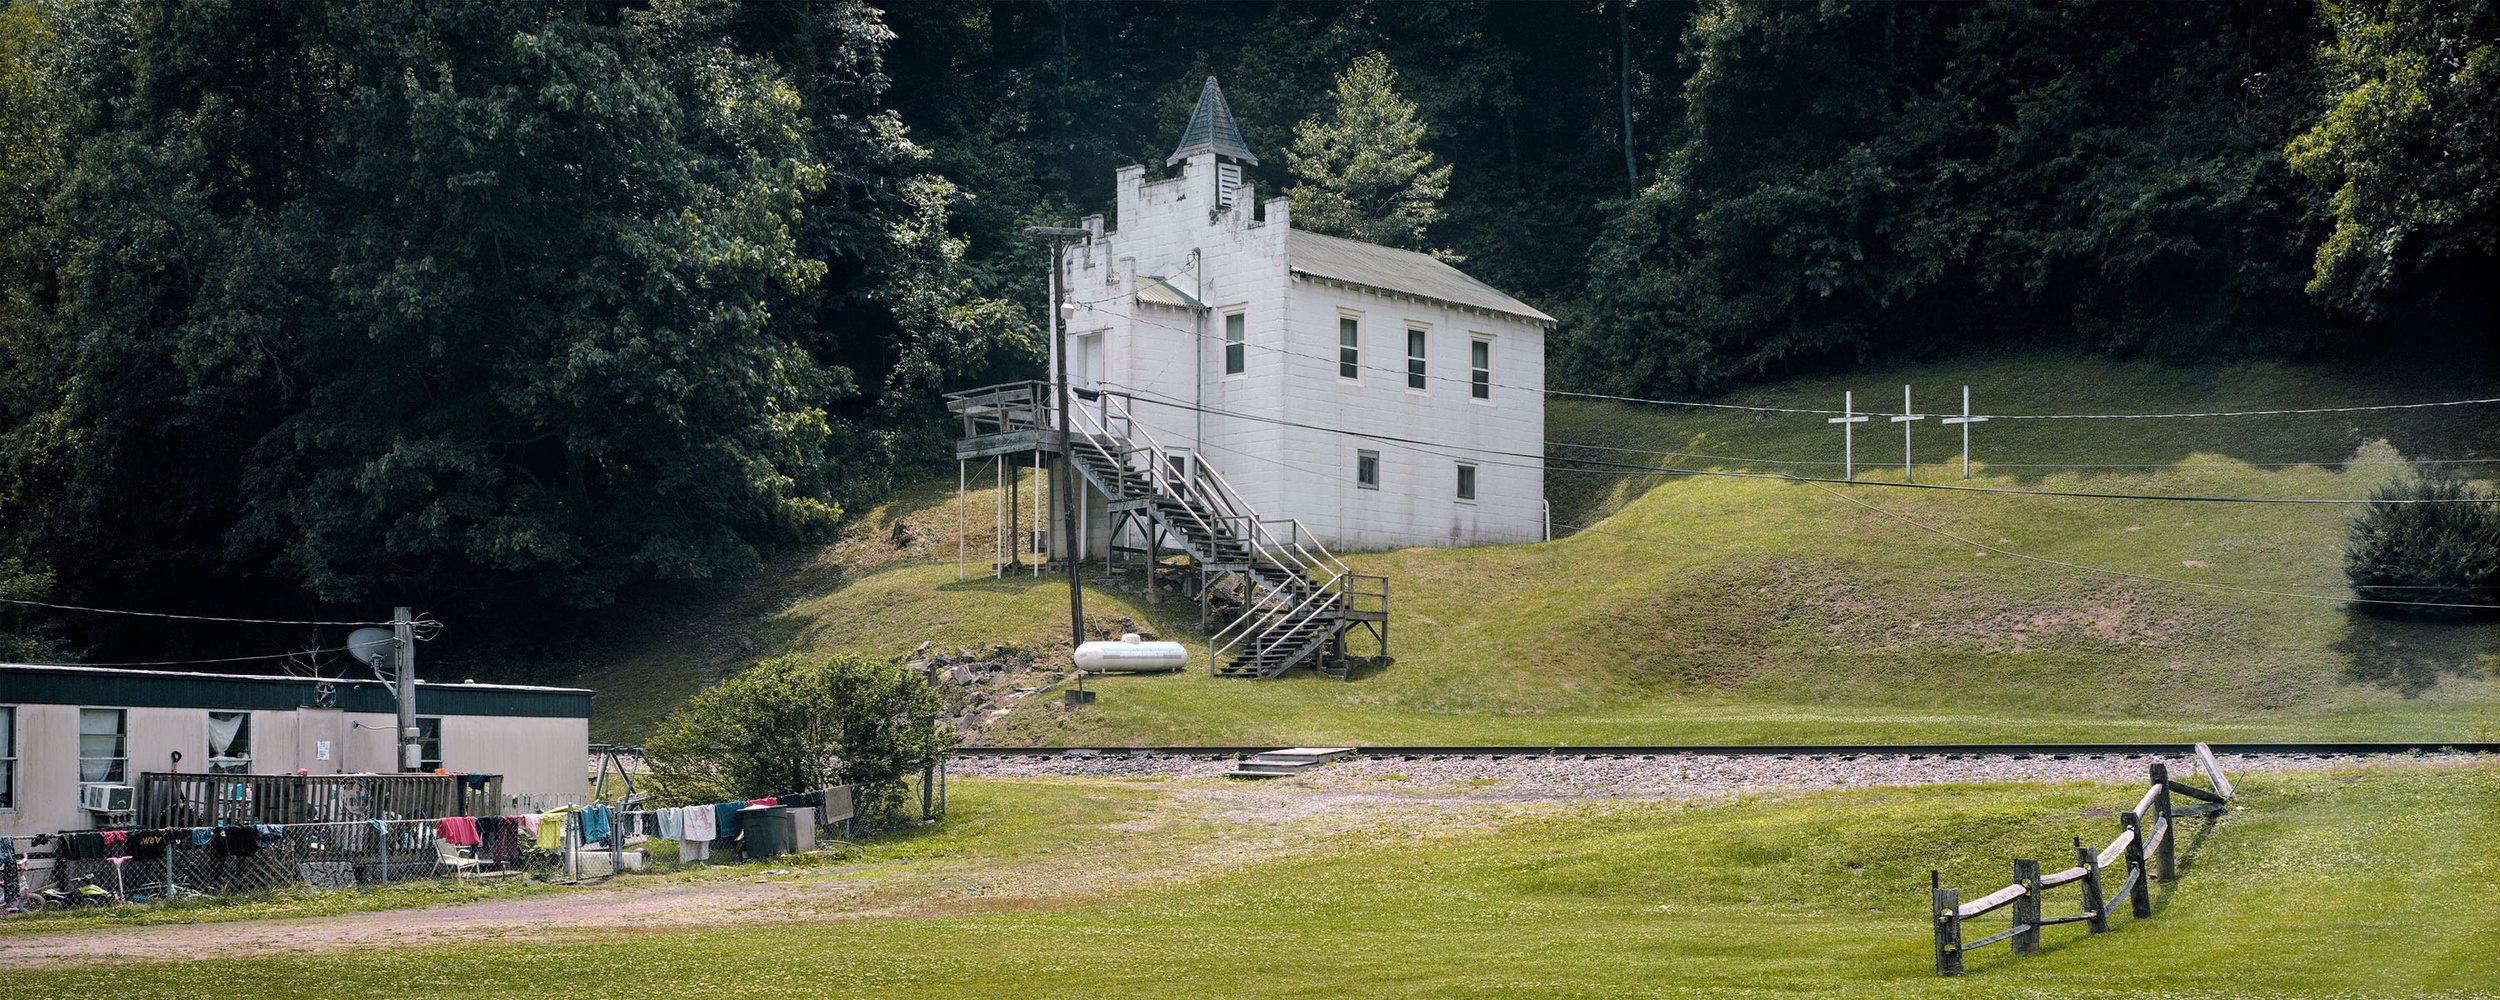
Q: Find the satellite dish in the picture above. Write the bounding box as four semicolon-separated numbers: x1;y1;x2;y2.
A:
347;628;398;673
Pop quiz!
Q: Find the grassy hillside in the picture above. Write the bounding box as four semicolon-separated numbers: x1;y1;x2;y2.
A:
584;352;2499;745
15;766;2496;997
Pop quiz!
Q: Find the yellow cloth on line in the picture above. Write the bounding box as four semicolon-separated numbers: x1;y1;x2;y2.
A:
537;810;567;850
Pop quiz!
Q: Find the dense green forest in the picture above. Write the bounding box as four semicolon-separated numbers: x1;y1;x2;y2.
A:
0;0;2491;664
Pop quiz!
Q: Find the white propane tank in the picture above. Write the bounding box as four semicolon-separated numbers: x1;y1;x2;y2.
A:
1073;633;1190;673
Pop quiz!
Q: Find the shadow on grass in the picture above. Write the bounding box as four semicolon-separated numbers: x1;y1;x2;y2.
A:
2332;611;2499;697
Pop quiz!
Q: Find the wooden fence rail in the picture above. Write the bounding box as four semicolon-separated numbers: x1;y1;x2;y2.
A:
1932;743;2234;976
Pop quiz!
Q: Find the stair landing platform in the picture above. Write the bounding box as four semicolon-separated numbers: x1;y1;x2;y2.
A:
1224;747;1357;780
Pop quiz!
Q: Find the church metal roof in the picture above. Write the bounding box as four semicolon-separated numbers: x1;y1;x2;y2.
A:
1167;77;1259;167
1288;230;1556;325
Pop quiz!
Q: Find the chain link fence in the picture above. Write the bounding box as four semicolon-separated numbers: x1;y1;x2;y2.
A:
35;817;578;903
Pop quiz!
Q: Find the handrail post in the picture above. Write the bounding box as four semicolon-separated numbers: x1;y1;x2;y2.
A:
1932;874;1963;976
2074;836;2108;934
2011;858;2041;957
2149;763;2177;884
2120;811;2151;919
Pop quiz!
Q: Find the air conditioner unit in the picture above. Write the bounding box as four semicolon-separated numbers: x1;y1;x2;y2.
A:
80;782;135;813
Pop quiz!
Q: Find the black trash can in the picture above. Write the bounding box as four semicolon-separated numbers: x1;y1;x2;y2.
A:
739;806;793;860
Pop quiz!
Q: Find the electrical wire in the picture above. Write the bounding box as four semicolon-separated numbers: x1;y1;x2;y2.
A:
14;645;366;669
1098;384;2500;505
1782;479;2500;611
1113;307;2500;421
0;598;403;627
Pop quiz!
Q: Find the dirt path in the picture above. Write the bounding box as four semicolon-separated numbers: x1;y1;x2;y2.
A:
0;876;862;966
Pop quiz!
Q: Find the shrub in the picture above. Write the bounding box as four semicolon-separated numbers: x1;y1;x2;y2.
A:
643;654;956;824
2341;470;2500;617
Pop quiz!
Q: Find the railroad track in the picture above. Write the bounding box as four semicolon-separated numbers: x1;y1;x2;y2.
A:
954;741;2500;759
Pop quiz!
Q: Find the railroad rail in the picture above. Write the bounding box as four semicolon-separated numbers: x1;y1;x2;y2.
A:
953;741;2500;758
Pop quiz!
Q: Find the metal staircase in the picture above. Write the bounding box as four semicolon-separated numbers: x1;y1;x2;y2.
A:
947;381;1386;679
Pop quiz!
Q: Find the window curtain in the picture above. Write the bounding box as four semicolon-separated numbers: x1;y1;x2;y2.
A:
206;712;244;756
78;709;123;782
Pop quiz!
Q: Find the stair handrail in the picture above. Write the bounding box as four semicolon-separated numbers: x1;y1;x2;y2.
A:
1083;391;1332;580
1228;575;1347;675
1064;391;1249;570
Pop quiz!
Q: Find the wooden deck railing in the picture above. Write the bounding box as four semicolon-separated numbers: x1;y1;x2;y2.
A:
1931;743;2234;976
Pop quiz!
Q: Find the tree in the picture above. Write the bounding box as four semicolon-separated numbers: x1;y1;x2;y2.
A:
2285;0;2500;318
2342;470;2500;617
1286;52;1452;253
642;654;955;823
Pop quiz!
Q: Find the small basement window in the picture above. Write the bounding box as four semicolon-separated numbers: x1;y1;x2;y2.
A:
1357;450;1380;490
1456;463;1477;501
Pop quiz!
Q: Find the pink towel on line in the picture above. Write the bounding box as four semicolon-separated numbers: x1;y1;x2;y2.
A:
435;815;480;846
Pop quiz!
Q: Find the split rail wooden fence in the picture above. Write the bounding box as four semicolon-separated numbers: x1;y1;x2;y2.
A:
1931;743;2235;976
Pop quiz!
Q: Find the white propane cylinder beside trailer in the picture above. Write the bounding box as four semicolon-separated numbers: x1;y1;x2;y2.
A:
1073;634;1190;673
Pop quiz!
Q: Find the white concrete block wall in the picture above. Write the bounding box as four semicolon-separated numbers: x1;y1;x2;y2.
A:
1072;151;1547;555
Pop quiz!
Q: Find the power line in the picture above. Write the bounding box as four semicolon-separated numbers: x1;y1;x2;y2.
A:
1114;308;2500;421
1098;385;2500;505
0;598;401;627
1548;440;2500;471
1784;479;2500;612
13;645;366;669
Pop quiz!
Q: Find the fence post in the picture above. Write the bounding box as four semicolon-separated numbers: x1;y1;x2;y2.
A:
2010;858;2041;956
1931;872;1963;976
2074;836;2108;934
377;822;389;884
2121;811;2151;919
2149;763;2177;884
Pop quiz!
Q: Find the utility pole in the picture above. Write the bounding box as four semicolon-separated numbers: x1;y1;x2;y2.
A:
1029;225;1091;651
393;606;417;772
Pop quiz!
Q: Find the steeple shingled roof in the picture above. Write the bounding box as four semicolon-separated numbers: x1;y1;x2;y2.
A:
1167;77;1258;167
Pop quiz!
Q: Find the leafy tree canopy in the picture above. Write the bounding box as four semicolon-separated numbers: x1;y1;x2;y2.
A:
2286;0;2500;318
1286;52;1454;254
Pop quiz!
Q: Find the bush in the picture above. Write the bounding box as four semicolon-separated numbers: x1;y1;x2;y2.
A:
643;654;956;823
2342;470;2500;617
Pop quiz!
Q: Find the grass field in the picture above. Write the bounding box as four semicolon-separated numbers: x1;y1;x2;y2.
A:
9;765;2494;998
581;351;2499;746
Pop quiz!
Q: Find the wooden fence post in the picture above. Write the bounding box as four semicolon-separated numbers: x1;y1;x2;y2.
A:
2121;811;2151;919
2150;763;2177;884
2074;836;2108;934
1932;872;1963;976
2011;858;2041;957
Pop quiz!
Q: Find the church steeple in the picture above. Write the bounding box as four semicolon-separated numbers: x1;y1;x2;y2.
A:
1167;77;1259;167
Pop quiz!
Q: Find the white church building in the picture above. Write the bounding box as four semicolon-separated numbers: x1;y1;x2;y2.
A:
1054;78;1552;552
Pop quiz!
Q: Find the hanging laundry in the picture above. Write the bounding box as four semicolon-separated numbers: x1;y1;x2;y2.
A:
464;773;490;791
746;796;779;807
211;826;261;859
576;805;612;846
712;801;745;843
128;829;169;861
58;832;105;860
435;815;481;847
681;803;717;842
781;790;824;810
657;806;682;841
518;813;540;839
190;827;214;847
536;810;567;850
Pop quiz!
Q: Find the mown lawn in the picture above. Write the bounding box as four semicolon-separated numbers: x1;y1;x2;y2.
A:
10;766;2495;998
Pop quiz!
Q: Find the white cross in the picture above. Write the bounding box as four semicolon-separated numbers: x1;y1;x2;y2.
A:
1938;385;1989;480
1889;385;1925;483
1827;390;1869;480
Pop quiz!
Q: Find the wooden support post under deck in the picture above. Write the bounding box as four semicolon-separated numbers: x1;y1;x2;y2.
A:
2074;836;2109;934
1932;877;1963;976
2121;811;2152;919
2010;858;2041;956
